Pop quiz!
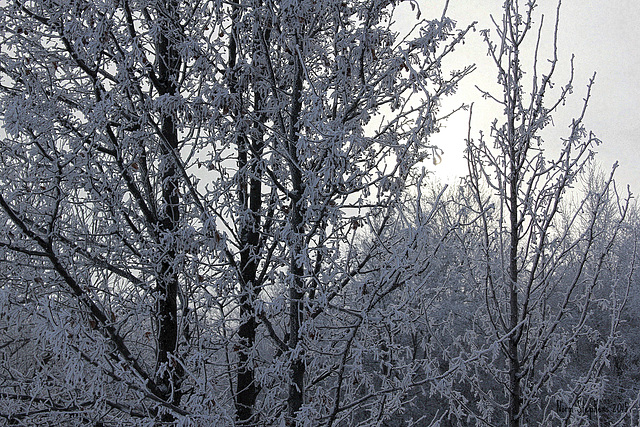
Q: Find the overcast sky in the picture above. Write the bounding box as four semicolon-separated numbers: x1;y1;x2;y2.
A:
409;0;640;193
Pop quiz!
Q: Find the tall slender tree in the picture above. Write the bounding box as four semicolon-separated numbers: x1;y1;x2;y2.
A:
460;1;633;425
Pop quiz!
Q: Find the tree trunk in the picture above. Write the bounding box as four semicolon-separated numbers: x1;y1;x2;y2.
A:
508;171;521;427
230;3;269;423
154;0;183;409
507;39;521;425
235;87;266;427
286;33;306;425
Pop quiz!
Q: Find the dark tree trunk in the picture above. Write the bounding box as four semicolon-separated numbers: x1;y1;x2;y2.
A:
286;33;306;425
507;46;521;426
235;98;265;426
154;0;184;409
230;4;268;423
508;170;521;427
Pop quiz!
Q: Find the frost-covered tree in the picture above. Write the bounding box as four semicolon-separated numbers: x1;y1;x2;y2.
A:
454;1;634;425
0;0;472;424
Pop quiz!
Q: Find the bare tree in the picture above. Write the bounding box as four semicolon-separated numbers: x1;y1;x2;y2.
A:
458;1;634;425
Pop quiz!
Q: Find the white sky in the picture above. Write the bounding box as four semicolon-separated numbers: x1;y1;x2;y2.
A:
408;0;640;193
